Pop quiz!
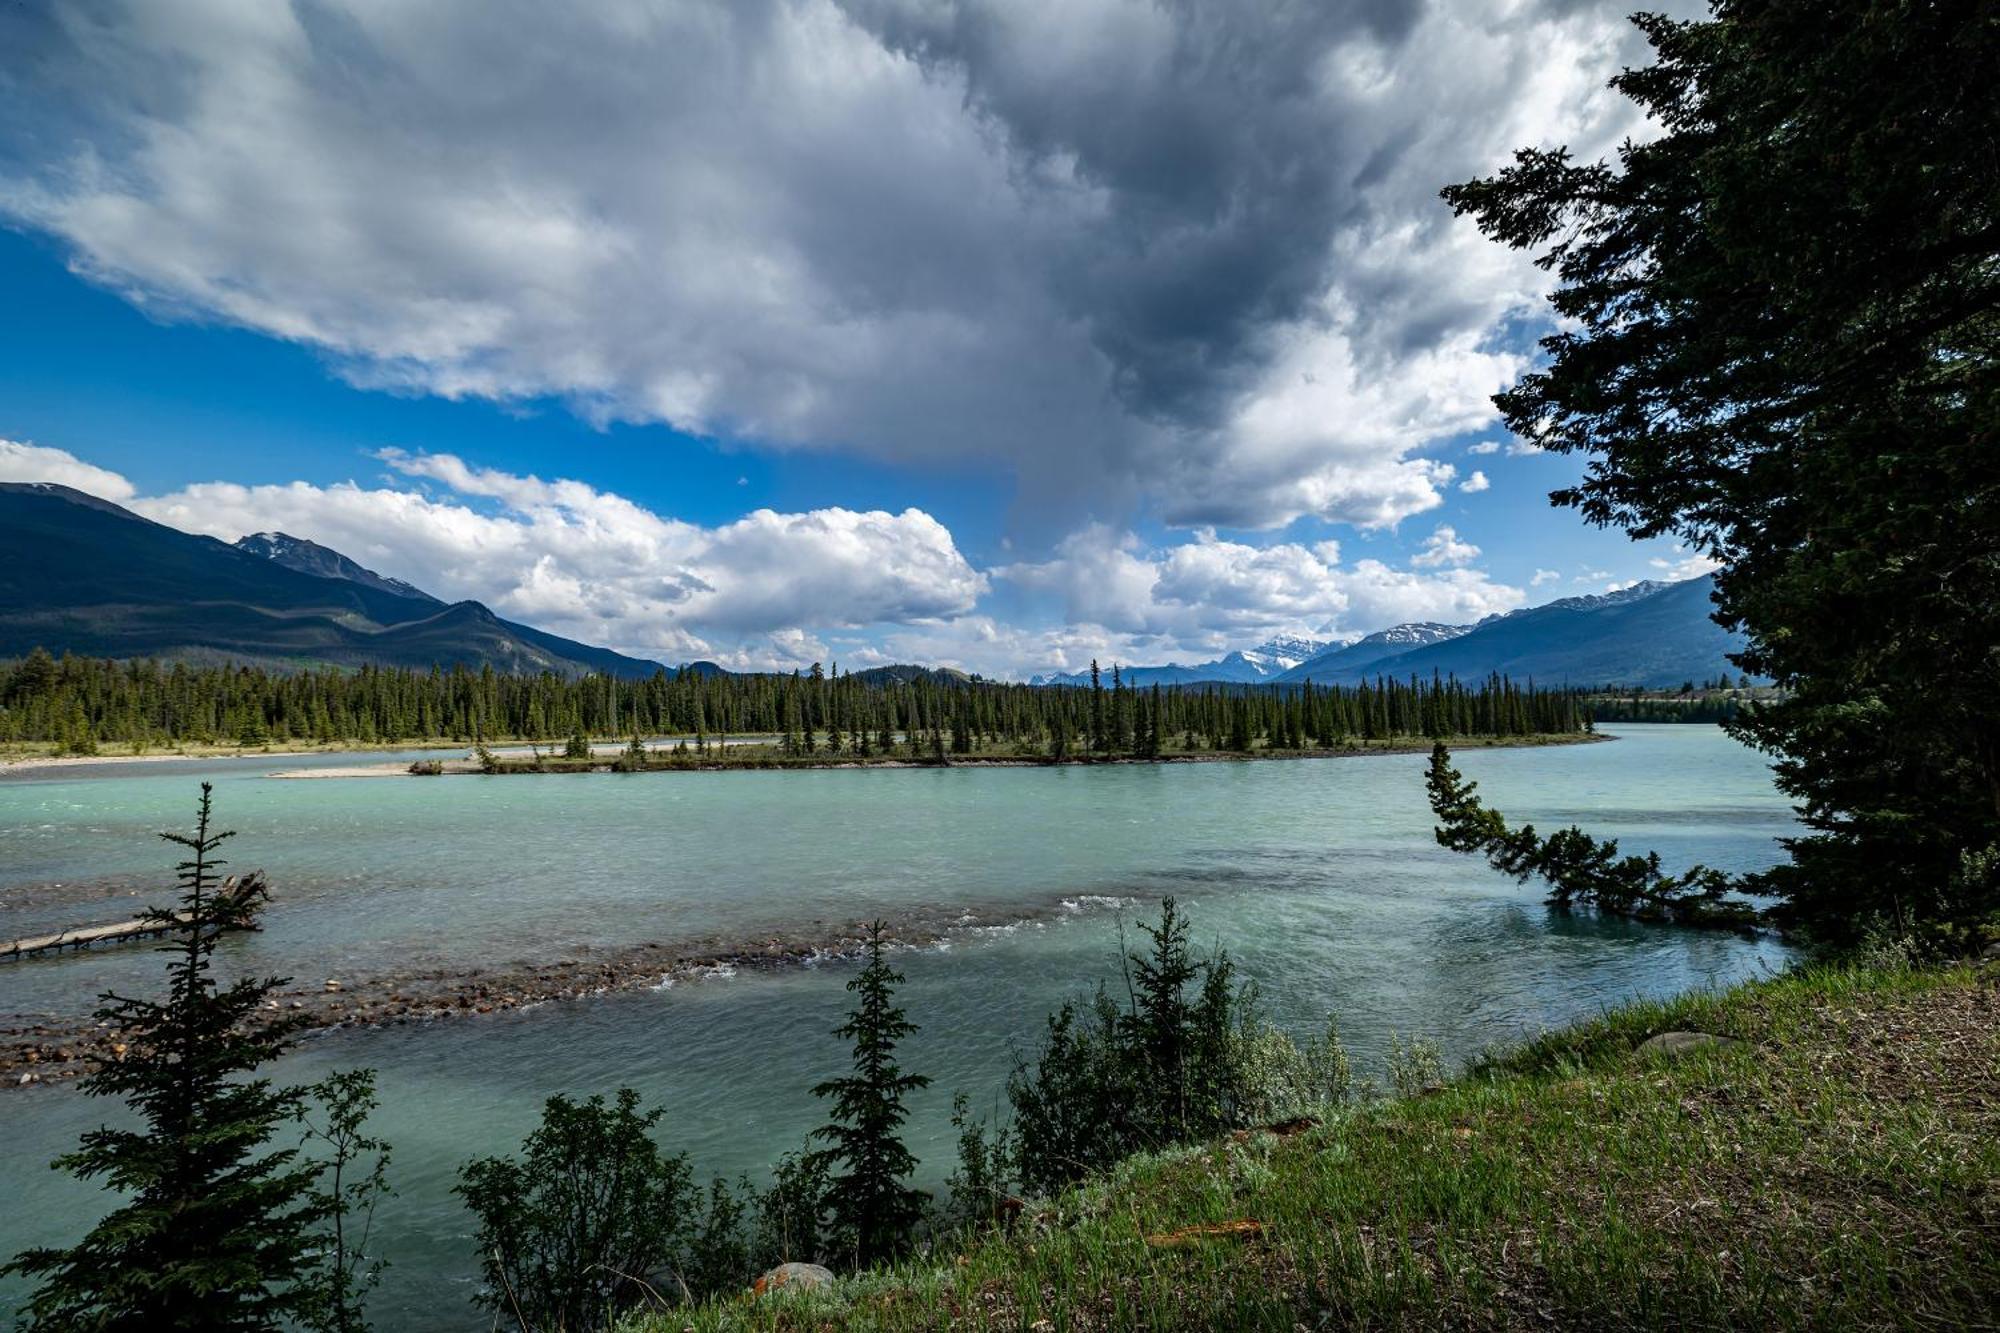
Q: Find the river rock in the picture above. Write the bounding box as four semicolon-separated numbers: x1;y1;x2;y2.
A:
1638;1030;1744;1058
752;1262;834;1296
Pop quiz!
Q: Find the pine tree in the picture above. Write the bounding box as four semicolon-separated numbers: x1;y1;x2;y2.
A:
5;784;323;1330
810;922;931;1266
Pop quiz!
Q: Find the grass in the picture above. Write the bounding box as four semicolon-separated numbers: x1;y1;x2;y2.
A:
629;961;1997;1331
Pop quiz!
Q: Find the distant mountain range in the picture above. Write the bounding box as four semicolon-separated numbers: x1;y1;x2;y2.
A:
0;480;1743;688
1030;634;1331;687
1039;578;1745;691
1274;578;1743;687
0;482;663;678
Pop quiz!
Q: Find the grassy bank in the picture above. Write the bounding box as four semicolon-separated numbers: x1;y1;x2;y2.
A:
634;961;1997;1331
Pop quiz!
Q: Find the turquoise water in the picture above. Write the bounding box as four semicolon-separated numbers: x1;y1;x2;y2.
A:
0;726;1795;1327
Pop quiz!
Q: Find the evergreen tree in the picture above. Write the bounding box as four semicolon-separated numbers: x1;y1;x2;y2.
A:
5;784;323;1330
810;922;931;1266
1444;1;1998;940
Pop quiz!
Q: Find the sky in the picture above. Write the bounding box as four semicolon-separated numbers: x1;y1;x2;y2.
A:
0;0;1716;678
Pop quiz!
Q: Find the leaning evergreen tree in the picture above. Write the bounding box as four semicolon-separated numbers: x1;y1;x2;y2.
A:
4;783;323;1330
811;921;931;1266
1443;1;1998;943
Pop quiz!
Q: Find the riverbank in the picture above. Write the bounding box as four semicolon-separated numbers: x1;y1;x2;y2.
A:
3;732;1603;777
635;959;2000;1331
0;894;1141;1088
0;735;782;773
271;732;1604;779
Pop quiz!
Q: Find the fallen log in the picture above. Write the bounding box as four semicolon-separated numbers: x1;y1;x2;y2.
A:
2;872;269;961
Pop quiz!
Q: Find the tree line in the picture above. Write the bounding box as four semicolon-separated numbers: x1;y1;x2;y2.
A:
0;647;1587;756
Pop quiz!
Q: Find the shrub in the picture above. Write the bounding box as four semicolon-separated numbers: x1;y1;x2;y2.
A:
456;1089;695;1331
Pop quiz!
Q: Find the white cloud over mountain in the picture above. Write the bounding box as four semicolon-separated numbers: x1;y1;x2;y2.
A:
0;0;1672;535
0;439;137;501
1;440;1529;676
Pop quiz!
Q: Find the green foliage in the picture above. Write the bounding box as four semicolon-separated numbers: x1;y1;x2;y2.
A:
752;1148;834;1269
3;784;325;1330
632;963;1999;1333
1427;743;1761;930
1443;2;1999;942
811;922;932;1267
296;1070;394;1333
1385;1033;1443;1099
942;1094;1017;1232
563;727;592;760
683;1176;755;1300
615;734;650;772
455;1088;695;1331
1004;899;1355;1196
1228;1010;1355;1126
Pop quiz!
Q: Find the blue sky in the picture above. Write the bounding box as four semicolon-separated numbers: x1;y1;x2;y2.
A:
0;0;1710;677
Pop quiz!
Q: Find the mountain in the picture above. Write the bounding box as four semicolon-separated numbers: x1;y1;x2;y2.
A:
848;664;977;687
1273;577;1742;687
0;482;663;678
1030;634;1332;687
234;531;437;602
1282;621;1472;679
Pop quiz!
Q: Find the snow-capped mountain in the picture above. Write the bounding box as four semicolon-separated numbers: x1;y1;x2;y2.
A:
234;531;437;602
1481;580;1674;623
1029;634;1332;687
1234;634;1332;675
1273;576;1744;687
1027;578;1743;690
1276;622;1473;681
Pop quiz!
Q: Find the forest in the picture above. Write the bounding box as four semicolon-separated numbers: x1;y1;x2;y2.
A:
0;648;1587;756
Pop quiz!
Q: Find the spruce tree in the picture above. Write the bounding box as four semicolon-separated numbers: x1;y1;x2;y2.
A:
810;922;931;1266
1444;2;1998;939
5;784;323;1330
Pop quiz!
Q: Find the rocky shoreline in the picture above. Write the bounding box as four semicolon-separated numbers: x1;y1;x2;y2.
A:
0;898;1126;1088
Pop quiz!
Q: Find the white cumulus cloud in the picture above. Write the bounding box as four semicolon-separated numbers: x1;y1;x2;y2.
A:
0;438;139;500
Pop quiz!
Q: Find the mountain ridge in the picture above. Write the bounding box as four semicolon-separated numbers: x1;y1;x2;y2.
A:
0;482;664;678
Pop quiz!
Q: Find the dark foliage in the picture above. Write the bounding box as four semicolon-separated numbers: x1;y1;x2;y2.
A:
1007;899;1250;1194
296;1070;394;1333
455;1089;695;1331
811;922;932;1267
1427;744;1761;930
1444;1;2000;943
3;785;324;1330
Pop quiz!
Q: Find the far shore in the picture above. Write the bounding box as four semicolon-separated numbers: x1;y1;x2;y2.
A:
0;735;782;774
1;731;1608;778
275;732;1608;779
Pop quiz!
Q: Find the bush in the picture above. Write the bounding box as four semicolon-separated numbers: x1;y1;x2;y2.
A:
456;1089;695;1331
1002;899;1357;1196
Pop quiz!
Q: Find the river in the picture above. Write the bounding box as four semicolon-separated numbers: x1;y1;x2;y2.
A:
0;724;1795;1327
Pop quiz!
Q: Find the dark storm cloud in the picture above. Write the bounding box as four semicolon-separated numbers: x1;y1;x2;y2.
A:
0;0;1674;534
